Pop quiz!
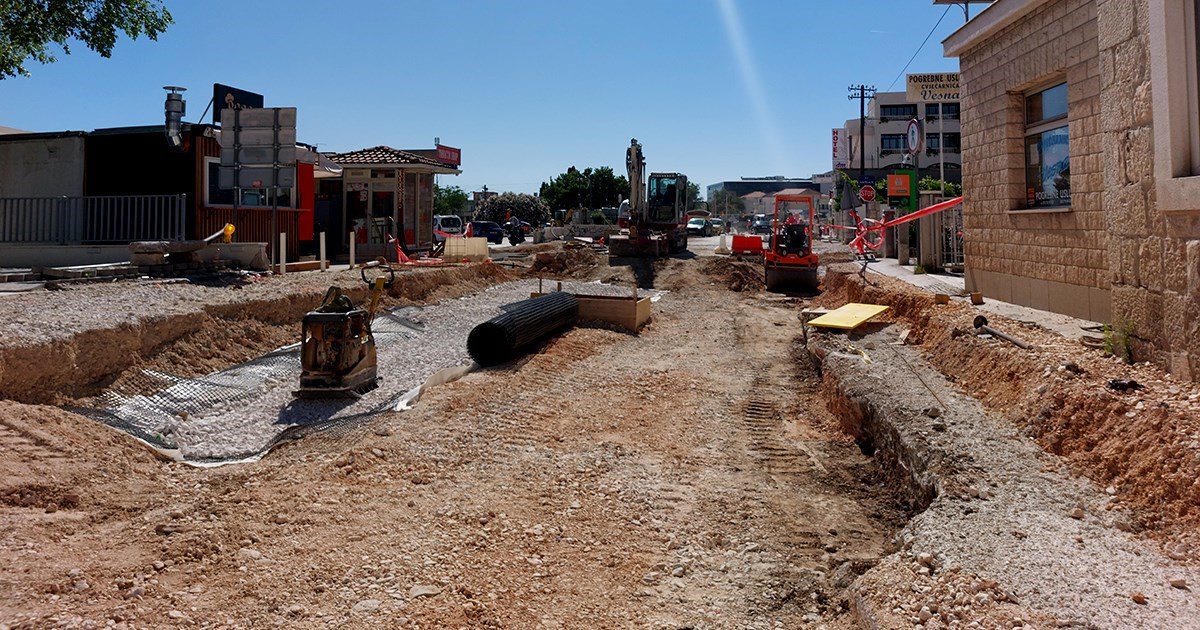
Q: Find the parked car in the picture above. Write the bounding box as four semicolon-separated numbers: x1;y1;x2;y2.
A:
469;220;505;244
709;218;726;234
750;218;773;235
433;215;463;242
686;218;712;236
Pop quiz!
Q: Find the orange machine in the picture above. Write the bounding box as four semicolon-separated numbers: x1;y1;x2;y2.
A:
764;195;819;292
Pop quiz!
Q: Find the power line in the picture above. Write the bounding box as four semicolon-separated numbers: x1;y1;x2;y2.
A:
884;5;953;92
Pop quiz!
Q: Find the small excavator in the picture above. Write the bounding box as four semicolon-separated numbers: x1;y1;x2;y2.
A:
608;138;689;258
764;195;819;292
294;262;394;398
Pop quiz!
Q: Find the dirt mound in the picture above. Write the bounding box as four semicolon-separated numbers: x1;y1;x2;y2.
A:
527;244;603;277
824;266;1200;560
698;257;765;292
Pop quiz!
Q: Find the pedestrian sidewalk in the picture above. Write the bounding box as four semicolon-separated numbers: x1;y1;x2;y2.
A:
853;253;1103;342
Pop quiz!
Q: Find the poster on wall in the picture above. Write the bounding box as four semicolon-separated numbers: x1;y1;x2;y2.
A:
1025;127;1071;208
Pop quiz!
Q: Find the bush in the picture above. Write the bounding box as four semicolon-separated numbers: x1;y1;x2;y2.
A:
475;192;550;227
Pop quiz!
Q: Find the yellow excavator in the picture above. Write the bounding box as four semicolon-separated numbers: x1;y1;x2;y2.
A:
608;139;688;257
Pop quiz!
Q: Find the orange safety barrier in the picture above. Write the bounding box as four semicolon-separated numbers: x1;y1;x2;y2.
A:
730;234;764;256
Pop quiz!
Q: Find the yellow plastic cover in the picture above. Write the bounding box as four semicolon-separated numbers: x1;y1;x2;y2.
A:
806;303;891;330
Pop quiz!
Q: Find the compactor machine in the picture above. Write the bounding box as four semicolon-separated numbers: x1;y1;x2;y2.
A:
764;195;819;292
608;139;688;258
294;263;393;398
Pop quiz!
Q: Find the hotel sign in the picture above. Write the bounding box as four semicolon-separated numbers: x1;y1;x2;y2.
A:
906;72;960;102
832;128;848;169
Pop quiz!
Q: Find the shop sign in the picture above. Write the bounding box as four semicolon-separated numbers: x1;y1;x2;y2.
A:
436;144;461;166
906;73;960;102
213;83;264;125
888;173;912;197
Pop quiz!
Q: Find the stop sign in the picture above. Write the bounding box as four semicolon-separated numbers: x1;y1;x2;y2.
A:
859;185;876;202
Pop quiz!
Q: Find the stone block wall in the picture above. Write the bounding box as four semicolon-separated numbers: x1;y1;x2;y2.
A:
1099;0;1200;379
958;0;1109;322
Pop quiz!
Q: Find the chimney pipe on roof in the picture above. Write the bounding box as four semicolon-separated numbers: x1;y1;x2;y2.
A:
163;85;187;151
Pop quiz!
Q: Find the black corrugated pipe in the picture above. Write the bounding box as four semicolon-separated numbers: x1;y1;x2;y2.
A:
468;292;579;367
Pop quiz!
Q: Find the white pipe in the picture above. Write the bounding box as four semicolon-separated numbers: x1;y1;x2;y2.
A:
319;232;326;272
349;231;356;268
279;233;287;275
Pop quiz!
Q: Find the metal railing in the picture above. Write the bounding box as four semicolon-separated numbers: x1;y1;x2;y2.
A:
0;194;186;244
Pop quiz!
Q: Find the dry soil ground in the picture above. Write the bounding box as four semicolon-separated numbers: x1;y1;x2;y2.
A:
0;242;1197;629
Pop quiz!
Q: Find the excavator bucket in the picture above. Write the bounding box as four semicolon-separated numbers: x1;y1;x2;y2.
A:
765;264;818;292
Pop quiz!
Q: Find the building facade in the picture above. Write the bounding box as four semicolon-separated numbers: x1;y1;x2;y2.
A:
838;90;963;186
323;146;461;256
706;177;821;201
946;0;1200;380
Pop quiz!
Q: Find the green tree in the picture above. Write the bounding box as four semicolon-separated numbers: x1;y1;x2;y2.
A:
1;1;173;79
685;181;701;211
434;183;468;216
475;192;549;226
709;189;745;215
539;166;628;212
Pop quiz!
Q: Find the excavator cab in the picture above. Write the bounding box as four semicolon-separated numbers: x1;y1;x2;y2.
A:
647;174;685;225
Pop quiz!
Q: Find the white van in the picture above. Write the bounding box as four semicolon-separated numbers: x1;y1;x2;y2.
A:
433;215;463;242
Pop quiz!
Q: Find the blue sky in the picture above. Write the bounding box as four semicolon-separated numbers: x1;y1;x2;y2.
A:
0;1;968;196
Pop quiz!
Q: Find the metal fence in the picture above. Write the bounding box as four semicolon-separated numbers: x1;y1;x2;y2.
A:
0;194;186;244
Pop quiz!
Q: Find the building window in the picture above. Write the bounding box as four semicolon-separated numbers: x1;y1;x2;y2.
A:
1149;1;1200;212
881;134;907;152
926;133;960;153
880;104;917;120
941;103;960;119
942;132;961;152
1024;83;1070;209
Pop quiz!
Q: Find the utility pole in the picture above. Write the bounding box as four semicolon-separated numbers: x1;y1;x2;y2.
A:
847;85;876;181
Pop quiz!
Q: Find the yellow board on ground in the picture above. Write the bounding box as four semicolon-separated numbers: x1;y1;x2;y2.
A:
807;303;891;330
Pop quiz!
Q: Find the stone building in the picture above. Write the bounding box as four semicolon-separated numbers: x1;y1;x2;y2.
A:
945;0;1200;380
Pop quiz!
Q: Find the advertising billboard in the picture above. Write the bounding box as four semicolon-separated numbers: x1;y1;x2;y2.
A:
906;73;960;102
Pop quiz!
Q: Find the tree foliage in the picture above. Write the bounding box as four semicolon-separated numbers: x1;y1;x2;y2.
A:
918;176;962;197
685;181;701;211
708;189;745;214
475;192;549;226
539;166;628;211
1;0;173;79
434;183;468;216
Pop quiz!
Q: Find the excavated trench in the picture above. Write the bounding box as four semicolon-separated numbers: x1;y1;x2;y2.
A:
2;264;673;463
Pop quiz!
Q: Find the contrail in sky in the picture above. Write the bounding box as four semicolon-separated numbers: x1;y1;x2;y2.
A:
715;0;791;176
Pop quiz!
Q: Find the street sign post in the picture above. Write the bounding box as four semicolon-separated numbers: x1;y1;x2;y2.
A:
219;107;298;271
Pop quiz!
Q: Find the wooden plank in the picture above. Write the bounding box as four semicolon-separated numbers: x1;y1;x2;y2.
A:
530;293;651;331
806;303;890;330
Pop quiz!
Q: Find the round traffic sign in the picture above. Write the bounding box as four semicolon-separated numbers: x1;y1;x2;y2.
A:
907;118;924;155
859;185;876;202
